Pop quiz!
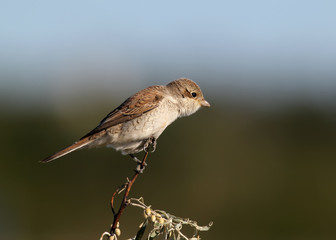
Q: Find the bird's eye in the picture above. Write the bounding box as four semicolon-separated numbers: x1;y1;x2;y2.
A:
191;92;197;98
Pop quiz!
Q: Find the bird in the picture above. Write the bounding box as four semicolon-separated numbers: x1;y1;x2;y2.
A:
41;78;210;163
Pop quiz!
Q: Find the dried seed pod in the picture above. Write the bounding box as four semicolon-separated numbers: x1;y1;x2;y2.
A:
145;207;151;216
158;216;165;224
109;235;115;240
151;214;156;223
115;228;121;237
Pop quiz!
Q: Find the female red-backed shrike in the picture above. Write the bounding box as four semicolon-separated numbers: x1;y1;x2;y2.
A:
42;78;210;163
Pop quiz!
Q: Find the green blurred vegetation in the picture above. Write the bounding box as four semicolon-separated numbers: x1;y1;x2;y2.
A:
1;101;335;240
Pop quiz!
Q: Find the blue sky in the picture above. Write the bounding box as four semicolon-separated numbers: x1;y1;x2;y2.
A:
1;0;336;107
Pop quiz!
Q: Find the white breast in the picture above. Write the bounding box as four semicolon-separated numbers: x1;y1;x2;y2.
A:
104;98;179;154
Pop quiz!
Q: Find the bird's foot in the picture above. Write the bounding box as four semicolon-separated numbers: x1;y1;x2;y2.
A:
144;137;157;153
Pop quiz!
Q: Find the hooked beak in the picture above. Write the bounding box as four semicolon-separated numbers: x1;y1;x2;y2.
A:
200;99;211;107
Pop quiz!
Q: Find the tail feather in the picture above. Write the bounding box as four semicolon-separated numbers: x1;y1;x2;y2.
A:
41;137;94;163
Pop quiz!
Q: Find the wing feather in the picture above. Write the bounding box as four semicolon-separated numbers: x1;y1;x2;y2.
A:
81;86;164;139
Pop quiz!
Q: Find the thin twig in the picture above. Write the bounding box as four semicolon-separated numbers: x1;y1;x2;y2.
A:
110;183;127;216
109;151;150;234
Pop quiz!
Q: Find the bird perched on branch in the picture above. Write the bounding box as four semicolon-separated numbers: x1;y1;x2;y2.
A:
42;78;210;163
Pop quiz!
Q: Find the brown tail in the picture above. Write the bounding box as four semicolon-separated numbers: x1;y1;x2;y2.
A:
41;137;94;163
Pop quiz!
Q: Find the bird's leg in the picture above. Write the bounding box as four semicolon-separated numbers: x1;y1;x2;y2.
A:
131;137;156;174
144;137;157;153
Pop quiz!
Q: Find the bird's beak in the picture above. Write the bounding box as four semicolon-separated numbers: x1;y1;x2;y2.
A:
200;99;211;107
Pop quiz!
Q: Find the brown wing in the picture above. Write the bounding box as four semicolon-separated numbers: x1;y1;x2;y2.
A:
81;86;164;139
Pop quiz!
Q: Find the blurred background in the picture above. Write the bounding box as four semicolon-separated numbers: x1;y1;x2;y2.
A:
1;1;336;239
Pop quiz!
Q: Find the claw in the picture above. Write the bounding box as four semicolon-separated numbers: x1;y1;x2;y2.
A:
151;137;157;152
144;137;157;153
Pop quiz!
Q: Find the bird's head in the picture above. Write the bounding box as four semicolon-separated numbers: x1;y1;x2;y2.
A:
167;78;210;117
